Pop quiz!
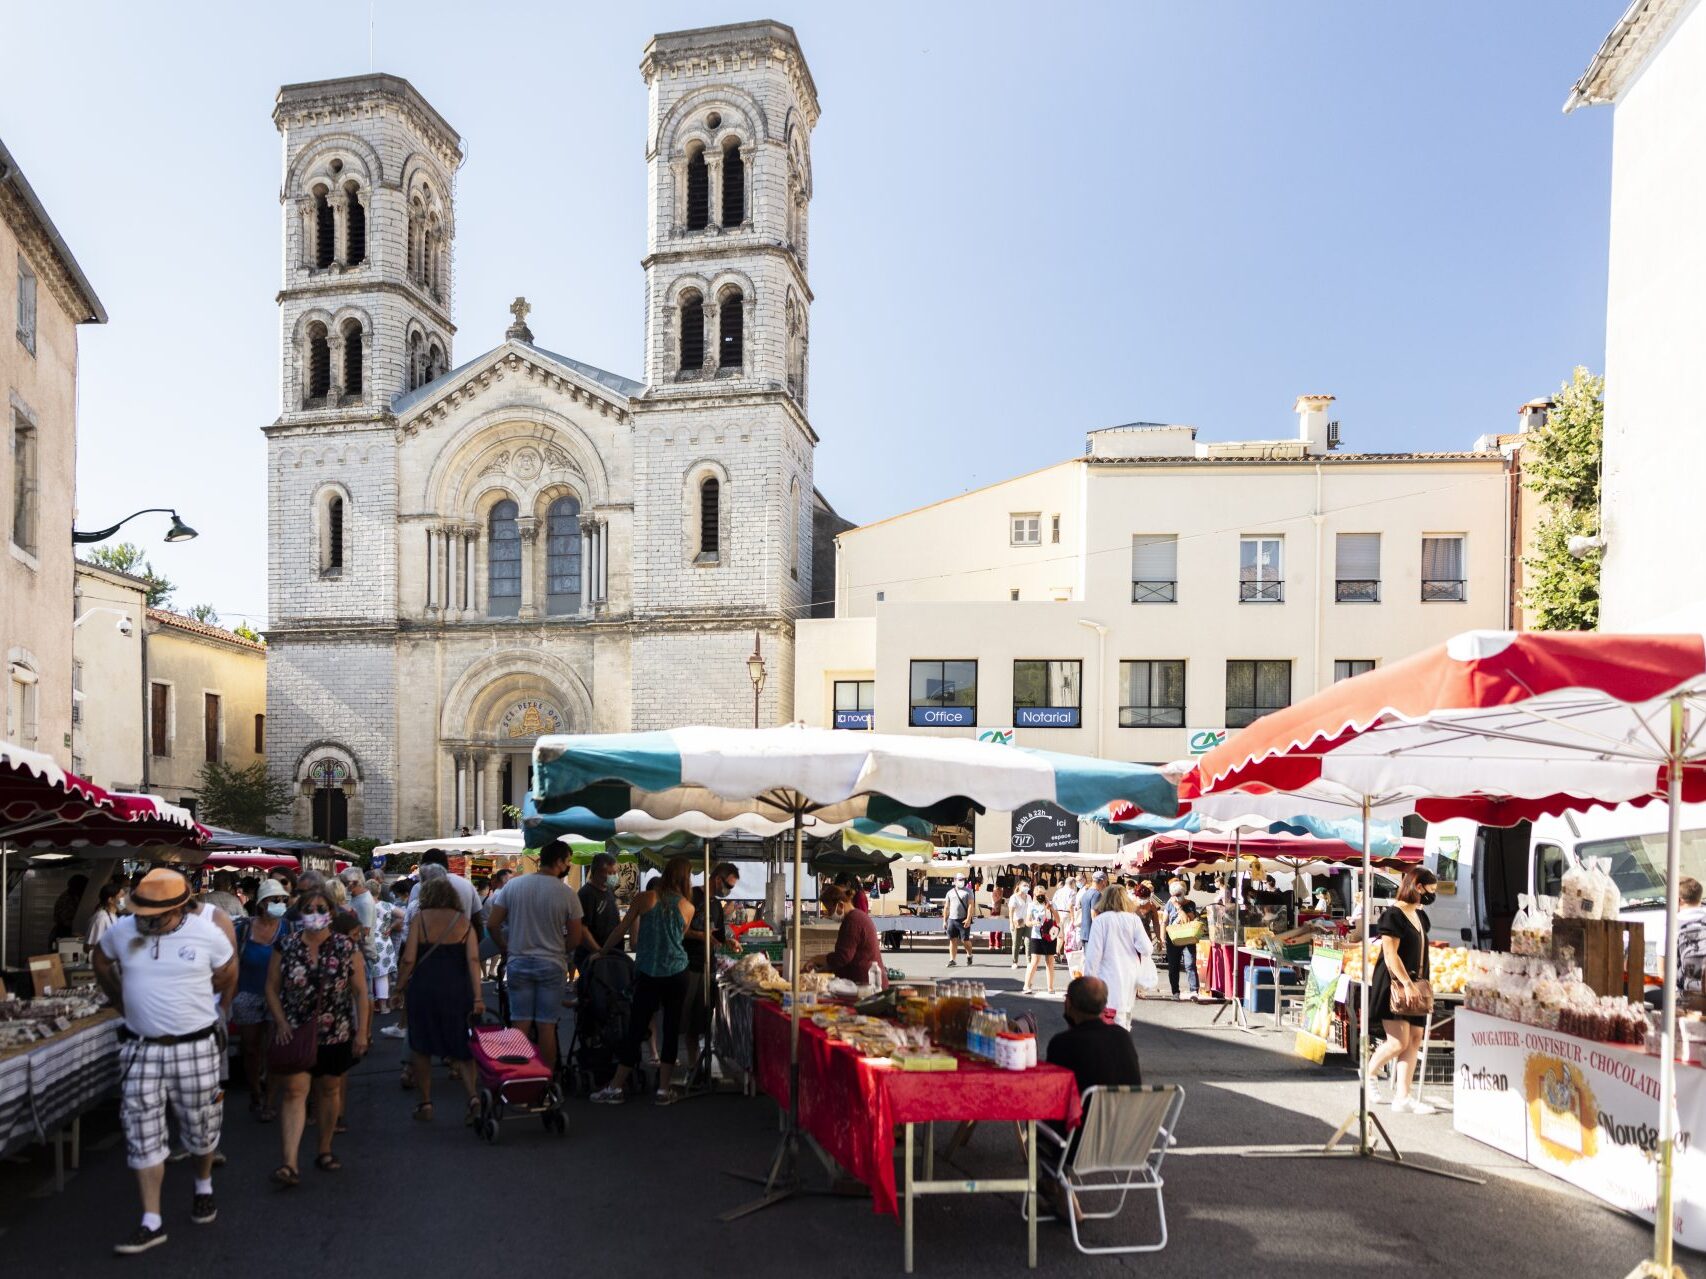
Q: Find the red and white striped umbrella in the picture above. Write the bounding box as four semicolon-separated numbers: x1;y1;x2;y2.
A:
1196;626;1706;823
1192;621;1705;1269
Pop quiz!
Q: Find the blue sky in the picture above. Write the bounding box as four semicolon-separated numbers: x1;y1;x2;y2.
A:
3;2;1621;627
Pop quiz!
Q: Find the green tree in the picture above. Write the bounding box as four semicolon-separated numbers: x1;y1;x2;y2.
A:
1522;367;1603;631
187;603;221;625
232;620;264;644
80;542;174;607
195;761;292;832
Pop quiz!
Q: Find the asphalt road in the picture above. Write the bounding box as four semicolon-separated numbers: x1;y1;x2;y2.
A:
0;945;1669;1276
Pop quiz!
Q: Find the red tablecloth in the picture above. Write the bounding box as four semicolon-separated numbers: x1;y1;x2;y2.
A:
751;999;1081;1216
1206;942;1272;999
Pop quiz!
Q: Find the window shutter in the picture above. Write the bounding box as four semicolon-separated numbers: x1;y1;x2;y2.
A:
1335;533;1380;579
1131;535;1177;580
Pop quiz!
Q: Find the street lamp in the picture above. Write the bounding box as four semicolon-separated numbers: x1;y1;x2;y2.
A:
72;508;197;545
747;630;767;729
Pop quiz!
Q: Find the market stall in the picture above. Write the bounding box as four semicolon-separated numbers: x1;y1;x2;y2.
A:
0;996;119;1188
734;966;1080;1272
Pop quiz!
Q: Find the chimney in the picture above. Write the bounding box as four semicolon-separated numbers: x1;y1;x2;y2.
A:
1517;398;1552;433
1295;394;1335;455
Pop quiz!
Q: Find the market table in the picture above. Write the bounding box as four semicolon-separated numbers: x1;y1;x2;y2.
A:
1207;941;1274;1002
750;998;1081;1271
1454;1008;1706;1250
0;1010;121;1189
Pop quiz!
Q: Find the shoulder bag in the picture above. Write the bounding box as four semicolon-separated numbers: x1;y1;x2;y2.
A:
268;945;321;1074
1390;978;1435;1017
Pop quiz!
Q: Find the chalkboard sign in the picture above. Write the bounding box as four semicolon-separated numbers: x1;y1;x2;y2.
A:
1010;801;1080;854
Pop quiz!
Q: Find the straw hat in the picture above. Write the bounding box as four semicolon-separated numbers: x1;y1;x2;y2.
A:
129;868;191;916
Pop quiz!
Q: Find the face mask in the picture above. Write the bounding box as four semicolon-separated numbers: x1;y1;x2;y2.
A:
1419;891;1438;906
264;901;287;919
299;911;331;931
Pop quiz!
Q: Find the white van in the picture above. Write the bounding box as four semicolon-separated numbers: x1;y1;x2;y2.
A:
1422;802;1706;973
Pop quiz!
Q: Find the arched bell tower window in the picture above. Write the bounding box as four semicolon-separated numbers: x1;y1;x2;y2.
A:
718;289;743;369
344;182;366;265
685;146;709;231
305;322;330;405
488;499;521;617
721;140;745;226
312;187;334;269
341;320;363;399
678;292;704;373
407;331;423;391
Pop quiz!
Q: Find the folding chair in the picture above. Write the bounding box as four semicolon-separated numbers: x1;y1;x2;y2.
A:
1033;1084;1185;1256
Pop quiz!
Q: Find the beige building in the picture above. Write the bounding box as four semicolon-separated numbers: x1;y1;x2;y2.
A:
144;608;267;817
1568;0;1706;629
1;136;107;765
797;396;1513;854
71;561;148;789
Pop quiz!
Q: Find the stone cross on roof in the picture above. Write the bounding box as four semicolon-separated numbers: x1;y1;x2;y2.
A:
505;295;534;342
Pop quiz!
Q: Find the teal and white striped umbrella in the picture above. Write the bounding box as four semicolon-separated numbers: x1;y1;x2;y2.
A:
531;725;1178;823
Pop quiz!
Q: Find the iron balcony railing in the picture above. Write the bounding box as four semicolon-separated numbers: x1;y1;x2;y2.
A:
1422;579;1467;601
1119;707;1186;728
1131;580;1177;604
1335;578;1380;603
1239;580;1284;603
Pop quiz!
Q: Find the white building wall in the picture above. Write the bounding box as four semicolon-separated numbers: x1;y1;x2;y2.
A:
1594;1;1706;628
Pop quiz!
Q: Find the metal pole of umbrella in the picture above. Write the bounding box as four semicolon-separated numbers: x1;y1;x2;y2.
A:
1627;695;1686;1279
1248;794;1482;1183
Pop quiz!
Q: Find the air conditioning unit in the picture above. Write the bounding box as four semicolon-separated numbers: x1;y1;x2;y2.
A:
1326;420;1341;450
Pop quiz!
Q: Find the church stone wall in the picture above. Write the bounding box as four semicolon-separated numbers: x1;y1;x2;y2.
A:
266;636;397;837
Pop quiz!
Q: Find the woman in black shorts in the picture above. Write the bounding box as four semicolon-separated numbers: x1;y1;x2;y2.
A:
1021;882;1061;995
1366;868;1439;1115
265;889;369;1184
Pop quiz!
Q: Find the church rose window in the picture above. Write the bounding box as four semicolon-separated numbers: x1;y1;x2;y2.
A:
546;495;582;613
488;499;522;614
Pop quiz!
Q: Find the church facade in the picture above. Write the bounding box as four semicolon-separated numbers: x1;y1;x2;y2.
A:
263;21;823;839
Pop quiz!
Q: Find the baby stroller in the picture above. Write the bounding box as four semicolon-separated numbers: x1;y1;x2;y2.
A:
567;949;636;1096
468;1015;566;1142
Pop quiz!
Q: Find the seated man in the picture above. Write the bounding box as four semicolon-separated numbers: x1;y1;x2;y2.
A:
1046;976;1143;1093
1041;977;1144;1220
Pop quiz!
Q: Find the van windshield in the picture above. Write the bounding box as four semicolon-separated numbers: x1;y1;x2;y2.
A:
1576;829;1706;908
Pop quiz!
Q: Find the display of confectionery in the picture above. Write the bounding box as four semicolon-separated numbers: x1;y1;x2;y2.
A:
1463;952;1649;1045
0;989;110;1048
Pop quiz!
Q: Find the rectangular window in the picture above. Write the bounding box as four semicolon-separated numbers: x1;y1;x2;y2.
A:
1010;513;1040;546
204;693;221;764
1239;537;1284;602
1050;515;1061;544
254;713;266;754
150;683;170;757
16;257;36;355
1422;535;1466;601
1131;534;1178;603
1013;660;1082;727
1334;659;1376;682
10;411;37;555
1335;533;1381;603
909;660;977;727
833;679;875;730
1225;659;1291;728
1119;660;1186;727
8;665;38;748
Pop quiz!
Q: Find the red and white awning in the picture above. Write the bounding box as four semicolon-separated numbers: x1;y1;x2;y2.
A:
1;739;209;848
1194;624;1706;825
